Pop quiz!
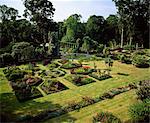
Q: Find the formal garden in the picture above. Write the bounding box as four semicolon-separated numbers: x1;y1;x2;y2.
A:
0;0;150;123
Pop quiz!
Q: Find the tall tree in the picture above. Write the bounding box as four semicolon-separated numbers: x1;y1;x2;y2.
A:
86;15;105;42
23;0;55;48
104;15;119;45
0;5;18;21
62;14;82;43
0;5;19;47
113;0;149;47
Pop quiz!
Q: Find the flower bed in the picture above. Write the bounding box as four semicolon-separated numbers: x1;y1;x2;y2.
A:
65;75;95;86
10;79;43;102
61;62;81;69
70;66;93;75
3;67;43;101
89;73;112;81
40;79;68;94
51;69;66;77
39;69;66;78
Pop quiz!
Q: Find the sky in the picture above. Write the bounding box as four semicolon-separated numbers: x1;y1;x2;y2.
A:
0;0;117;22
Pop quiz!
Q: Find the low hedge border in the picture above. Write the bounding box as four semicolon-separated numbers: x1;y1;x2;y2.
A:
18;84;137;122
89;74;112;81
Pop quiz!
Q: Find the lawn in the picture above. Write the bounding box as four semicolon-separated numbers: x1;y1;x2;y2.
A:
0;60;150;122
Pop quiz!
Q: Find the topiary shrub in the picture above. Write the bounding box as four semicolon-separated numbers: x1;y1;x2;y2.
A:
92;112;121;123
129;99;150;122
136;80;150;101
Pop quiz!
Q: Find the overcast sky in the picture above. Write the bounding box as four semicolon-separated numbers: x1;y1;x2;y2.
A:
0;0;117;22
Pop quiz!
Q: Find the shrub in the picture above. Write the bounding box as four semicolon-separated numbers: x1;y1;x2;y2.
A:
123;44;135;50
132;54;149;68
97;44;104;53
92;112;121;123
129;99;150;122
103;47;111;57
136;80;150;101
119;54;132;64
8;72;25;81
0;53;14;65
11;42;35;62
3;67;26;81
89;74;112;81
28;63;34;70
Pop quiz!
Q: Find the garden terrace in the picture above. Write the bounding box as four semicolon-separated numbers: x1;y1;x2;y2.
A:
0;60;150;122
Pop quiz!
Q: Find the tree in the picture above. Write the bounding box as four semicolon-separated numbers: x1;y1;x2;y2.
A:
48;31;59;56
11;42;35;62
112;0;149;48
23;0;55;48
104;15;119;45
86;15;105;42
62;14;82;43
0;5;19;46
0;5;18;21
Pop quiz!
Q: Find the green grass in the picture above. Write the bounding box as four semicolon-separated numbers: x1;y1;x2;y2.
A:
45;90;137;123
0;60;149;122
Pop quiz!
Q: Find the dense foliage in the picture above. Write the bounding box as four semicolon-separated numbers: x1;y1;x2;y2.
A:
129;99;150;122
0;0;149;67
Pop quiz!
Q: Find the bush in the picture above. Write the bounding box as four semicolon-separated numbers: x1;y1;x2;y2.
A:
8;72;25;81
3;67;25;81
123;44;135;50
129;99;150;122
11;42;35;62
92;112;121;123
119;54;132;64
136;80;150;101
97;44;104;53
0;53;14;66
132;54;149;68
